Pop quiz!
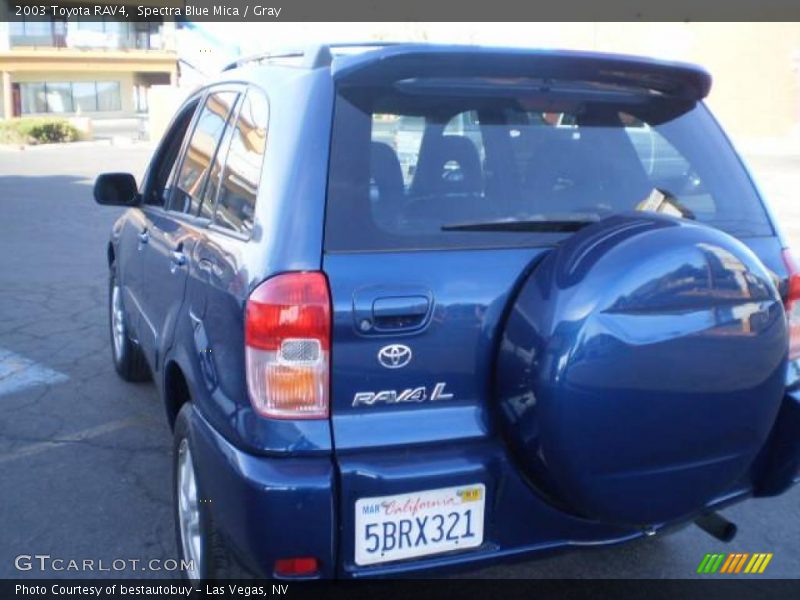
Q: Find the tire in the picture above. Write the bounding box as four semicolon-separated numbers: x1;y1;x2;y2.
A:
173;402;253;580
108;267;150;382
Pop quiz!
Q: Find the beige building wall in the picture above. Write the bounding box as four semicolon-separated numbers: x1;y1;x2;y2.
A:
147;84;192;141
589;23;800;142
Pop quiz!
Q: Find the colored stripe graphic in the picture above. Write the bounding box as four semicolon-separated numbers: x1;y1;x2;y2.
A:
711;554;725;573
744;554;759;573
697;554;712;574
734;553;749;573
746;553;774;574
700;553;772;574
722;553;748;573
720;554;736;573
758;554;773;573
699;554;726;573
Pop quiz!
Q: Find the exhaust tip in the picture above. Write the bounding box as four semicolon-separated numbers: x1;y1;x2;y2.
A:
695;512;737;542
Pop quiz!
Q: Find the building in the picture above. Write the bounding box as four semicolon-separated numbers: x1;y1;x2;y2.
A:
0;0;178;131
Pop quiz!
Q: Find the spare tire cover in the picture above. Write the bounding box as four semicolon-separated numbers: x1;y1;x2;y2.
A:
496;213;787;526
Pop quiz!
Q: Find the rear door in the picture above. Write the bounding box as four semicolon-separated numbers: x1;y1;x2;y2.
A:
326;102;541;451
324;87;549;571
138;89;240;371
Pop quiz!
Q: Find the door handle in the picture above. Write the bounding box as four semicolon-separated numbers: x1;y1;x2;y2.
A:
353;287;433;334
171;250;187;267
371;295;430;331
138;229;149;244
171;242;187;269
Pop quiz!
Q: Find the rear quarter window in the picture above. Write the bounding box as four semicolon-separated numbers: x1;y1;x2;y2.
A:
325;79;772;252
213;89;269;236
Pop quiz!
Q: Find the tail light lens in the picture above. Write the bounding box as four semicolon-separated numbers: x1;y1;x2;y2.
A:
782;249;800;361
245;272;330;419
274;557;319;577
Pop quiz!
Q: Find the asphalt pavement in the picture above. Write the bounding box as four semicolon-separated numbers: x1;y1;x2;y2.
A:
0;143;798;579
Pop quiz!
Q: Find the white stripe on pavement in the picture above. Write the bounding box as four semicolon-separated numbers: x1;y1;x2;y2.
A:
0;347;68;397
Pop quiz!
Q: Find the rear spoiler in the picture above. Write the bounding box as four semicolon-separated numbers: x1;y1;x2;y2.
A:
331;45;712;100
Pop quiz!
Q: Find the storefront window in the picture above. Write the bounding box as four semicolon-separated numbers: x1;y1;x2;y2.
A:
19;83;46;114
96;82;121;111
18;81;121;114
44;82;74;113
72;82;99;112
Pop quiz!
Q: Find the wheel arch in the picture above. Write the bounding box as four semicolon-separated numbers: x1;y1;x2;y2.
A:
164;360;191;430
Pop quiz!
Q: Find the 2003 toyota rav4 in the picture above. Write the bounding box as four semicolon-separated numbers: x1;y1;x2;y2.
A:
94;43;800;579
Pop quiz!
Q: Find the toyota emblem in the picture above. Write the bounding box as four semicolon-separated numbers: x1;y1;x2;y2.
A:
377;344;413;369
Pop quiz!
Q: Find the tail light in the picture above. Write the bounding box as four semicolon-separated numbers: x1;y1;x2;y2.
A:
245;272;330;419
274;557;319;577
781;249;800;361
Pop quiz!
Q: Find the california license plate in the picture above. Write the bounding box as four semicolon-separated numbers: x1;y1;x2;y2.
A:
354;484;485;566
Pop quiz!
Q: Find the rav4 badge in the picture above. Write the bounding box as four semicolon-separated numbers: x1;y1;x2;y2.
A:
353;383;454;407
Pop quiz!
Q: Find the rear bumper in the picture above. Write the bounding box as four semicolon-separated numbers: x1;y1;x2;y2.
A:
189;403;643;578
188;391;800;579
188;407;337;578
334;440;643;578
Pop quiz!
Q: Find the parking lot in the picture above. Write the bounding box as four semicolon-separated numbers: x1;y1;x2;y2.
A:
0;143;798;579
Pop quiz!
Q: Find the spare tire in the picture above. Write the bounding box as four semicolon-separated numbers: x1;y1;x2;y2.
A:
496;213;787;527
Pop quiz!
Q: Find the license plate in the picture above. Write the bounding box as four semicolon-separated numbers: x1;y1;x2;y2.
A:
354;484;485;566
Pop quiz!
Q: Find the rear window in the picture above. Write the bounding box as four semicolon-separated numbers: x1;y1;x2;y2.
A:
325;78;772;252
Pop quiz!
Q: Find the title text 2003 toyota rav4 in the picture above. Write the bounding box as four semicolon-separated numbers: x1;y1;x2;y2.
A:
94;43;800;579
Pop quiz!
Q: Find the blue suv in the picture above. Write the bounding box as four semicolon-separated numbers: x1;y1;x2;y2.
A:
94;43;800;580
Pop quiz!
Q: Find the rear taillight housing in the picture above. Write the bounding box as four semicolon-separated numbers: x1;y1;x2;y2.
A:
782;249;800;361
245;272;330;419
274;557;319;577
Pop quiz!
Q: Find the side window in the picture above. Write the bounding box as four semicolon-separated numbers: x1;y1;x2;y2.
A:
145;100;198;207
213;89;268;235
170;91;238;215
197;96;241;220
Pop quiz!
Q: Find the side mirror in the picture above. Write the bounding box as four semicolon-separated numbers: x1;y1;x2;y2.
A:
94;173;141;206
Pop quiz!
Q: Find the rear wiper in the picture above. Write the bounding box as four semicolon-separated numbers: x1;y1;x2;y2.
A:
441;219;596;233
